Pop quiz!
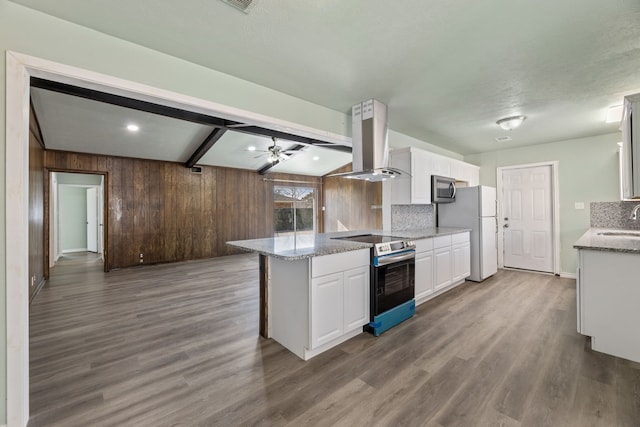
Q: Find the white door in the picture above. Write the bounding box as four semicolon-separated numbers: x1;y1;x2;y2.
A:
86;187;98;253
502;166;553;273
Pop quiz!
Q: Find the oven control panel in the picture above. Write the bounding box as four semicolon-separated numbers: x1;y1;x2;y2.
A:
375;240;416;257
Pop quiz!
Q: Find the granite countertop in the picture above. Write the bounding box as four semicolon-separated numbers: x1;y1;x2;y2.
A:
227;227;471;260
574;228;640;253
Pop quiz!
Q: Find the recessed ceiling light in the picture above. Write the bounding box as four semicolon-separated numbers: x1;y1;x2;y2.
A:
313;156;320;161
247;146;256;151
496;115;526;131
126;124;139;132
605;105;623;123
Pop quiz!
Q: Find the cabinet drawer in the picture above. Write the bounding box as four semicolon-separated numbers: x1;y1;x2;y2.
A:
433;235;452;249
415;238;433;253
452;232;470;244
311;249;370;278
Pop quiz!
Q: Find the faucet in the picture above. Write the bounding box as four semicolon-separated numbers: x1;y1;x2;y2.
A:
631;204;640;220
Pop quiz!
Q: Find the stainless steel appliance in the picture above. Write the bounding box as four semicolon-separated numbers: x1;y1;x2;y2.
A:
334;234;416;336
328;99;405;182
439;185;498;281
432;175;457;203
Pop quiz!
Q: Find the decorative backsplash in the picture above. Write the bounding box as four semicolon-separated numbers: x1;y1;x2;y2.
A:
590;201;640;230
391;204;435;231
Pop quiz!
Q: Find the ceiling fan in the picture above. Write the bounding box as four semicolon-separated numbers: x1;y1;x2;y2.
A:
253;137;302;163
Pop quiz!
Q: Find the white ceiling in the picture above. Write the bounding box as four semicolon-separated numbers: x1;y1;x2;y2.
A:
16;0;640;157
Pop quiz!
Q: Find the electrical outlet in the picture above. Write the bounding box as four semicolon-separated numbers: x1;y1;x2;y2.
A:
574;202;585;210
139;253;144;258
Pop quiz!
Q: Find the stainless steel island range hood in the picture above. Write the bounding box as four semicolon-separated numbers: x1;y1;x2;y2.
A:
329;99;404;182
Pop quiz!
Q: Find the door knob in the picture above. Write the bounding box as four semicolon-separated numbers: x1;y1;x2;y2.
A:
504;224;509;228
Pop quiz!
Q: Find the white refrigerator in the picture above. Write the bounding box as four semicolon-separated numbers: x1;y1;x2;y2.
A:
439;185;498;282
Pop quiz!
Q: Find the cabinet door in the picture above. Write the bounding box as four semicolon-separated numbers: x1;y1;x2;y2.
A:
467;165;480;187
311;272;344;348
431;154;451;177
343;266;370;332
450;160;466;182
411;150;432;204
434;247;452;291
452;242;471;282
415;250;434;302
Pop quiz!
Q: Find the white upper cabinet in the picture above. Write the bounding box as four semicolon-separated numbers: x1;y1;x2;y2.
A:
621;94;640;199
389;147;480;205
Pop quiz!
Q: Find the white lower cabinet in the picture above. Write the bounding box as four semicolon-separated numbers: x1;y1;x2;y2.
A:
310;272;344;347
269;248;369;361
310;265;369;349
577;249;640;363
343;266;370;331
452;240;471;283
415;248;435;301
434;247;453;290
415;232;470;306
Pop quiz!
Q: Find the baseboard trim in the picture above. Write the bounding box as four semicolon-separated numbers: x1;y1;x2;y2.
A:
62;248;89;254
560;272;577;279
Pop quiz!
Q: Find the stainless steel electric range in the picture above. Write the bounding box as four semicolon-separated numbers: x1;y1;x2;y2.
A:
334;234;416;336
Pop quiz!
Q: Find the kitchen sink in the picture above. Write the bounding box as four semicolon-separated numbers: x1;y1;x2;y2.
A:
597;231;640;238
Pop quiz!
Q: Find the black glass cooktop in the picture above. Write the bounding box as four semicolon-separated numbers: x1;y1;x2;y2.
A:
334;234;406;244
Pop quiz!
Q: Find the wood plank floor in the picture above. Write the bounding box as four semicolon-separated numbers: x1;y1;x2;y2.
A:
29;253;640;427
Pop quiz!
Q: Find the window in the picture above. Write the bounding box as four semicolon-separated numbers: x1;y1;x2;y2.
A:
274;186;316;236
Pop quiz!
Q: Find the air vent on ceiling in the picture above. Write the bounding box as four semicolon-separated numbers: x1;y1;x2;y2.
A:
219;0;256;13
495;136;512;142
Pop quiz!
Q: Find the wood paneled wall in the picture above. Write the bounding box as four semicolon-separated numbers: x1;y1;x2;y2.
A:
322;164;382;232
29;111;45;301
44;150;322;270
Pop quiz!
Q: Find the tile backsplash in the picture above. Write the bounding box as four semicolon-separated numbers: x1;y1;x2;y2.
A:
590;201;640;230
391;204;435;231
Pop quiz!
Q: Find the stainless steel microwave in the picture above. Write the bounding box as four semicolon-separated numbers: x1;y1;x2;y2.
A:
431;175;456;203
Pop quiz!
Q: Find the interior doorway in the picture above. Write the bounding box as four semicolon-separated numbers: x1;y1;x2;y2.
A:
46;170;108;278
497;162;560;275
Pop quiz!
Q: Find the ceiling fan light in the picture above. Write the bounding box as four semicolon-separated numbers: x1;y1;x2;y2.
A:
496;115;526;131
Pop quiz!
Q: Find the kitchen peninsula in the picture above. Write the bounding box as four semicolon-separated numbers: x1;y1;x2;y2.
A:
228;227;470;360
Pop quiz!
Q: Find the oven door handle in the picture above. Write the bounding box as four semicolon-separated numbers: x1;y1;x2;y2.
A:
376;251;415;266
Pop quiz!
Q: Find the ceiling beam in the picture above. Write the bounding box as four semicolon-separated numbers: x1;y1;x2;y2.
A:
30;77;237;128
185;128;228;168
257;144;306;175
30;77;352;154
233;126;352;153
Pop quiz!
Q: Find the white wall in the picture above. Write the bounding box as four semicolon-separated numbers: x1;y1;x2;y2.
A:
465;132;621;275
58;186;88;252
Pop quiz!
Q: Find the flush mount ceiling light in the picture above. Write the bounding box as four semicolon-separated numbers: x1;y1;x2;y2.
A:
126;124;139;132
605;105;623;123
247;146;256;151
496;115;526;131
